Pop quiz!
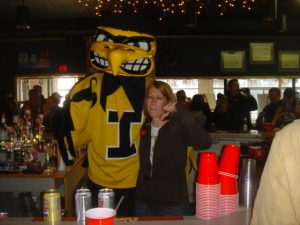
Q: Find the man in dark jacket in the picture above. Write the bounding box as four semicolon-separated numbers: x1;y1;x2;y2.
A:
226;79;250;131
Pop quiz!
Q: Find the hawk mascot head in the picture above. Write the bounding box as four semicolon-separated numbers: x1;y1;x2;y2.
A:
90;15;157;77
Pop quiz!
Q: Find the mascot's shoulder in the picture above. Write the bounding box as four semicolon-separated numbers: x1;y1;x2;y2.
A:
69;72;104;93
78;72;104;83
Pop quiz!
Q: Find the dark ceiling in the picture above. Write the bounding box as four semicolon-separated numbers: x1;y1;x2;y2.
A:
1;0;300;38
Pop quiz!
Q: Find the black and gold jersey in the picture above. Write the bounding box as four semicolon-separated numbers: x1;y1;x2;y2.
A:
63;72;152;188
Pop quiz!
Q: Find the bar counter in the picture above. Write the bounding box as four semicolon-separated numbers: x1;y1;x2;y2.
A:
0;209;252;225
207;130;271;155
0;152;87;217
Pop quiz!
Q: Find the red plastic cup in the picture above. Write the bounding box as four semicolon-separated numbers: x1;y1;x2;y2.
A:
220;175;238;195
197;152;219;185
85;208;116;225
196;183;220;219
219;144;240;176
263;123;273;133
220;193;239;215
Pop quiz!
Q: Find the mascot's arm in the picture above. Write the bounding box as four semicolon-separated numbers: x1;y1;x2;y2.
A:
53;75;97;165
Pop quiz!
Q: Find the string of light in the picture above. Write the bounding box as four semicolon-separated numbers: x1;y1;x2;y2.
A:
77;0;256;18
217;0;256;16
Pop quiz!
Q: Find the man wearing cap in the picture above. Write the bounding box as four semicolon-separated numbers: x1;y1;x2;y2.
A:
51;92;62;106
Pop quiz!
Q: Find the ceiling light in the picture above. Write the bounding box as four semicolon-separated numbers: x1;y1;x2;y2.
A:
77;0;257;18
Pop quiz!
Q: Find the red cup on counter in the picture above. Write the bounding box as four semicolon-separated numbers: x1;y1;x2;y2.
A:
219;175;238;195
263;123;273;133
220;193;239;215
85;208;116;225
197;152;219;185
196;183;220;219
219;144;240;176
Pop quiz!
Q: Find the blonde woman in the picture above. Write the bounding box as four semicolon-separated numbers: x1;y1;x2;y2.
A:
135;80;211;216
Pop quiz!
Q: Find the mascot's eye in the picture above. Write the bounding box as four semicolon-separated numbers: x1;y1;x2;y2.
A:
95;33;106;41
104;37;114;42
127;41;150;51
95;33;113;43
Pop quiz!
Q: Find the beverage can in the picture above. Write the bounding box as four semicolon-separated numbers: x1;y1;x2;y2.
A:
98;188;115;209
43;189;61;222
75;188;92;223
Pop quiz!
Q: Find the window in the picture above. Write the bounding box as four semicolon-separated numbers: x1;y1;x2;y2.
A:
16;74;82;107
159;79;199;98
161;77;294;125
16;75;297;125
52;77;80;106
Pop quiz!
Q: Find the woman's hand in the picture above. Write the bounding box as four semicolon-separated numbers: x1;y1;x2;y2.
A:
160;101;177;121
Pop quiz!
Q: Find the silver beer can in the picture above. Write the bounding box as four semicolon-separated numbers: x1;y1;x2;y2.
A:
98;188;115;209
75;188;92;223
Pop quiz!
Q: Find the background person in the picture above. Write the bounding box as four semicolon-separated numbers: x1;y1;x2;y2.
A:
0;90;19;124
272;87;299;128
211;94;233;131
225;79;250;131
176;90;190;110
20;89;41;123
43;95;62;132
51;92;62;105
135;80;211;216
33;84;46;114
189;94;208;128
240;87;258;128
256;87;282;130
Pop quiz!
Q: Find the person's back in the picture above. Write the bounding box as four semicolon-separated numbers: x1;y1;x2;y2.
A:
190;94;207;127
250;119;300;225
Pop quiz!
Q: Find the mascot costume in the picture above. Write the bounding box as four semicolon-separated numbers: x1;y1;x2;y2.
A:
54;15;156;216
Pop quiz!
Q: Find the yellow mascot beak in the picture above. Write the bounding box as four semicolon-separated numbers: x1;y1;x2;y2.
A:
108;47;128;76
90;26;156;77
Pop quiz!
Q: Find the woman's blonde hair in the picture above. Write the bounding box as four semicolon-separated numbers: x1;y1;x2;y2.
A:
144;80;177;119
146;80;177;103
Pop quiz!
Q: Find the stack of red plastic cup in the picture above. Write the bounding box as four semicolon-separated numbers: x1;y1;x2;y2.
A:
196;151;219;220
219;144;240;215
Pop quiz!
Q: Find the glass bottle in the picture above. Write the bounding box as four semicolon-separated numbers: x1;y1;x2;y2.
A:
43;139;54;173
242;116;248;133
13;137;24;170
10;115;22;144
0;112;10;151
50;139;59;171
4;143;14;171
35;114;45;152
22;109;32;141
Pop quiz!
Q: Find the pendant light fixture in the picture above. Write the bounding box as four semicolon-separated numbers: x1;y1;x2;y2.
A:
16;0;31;30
